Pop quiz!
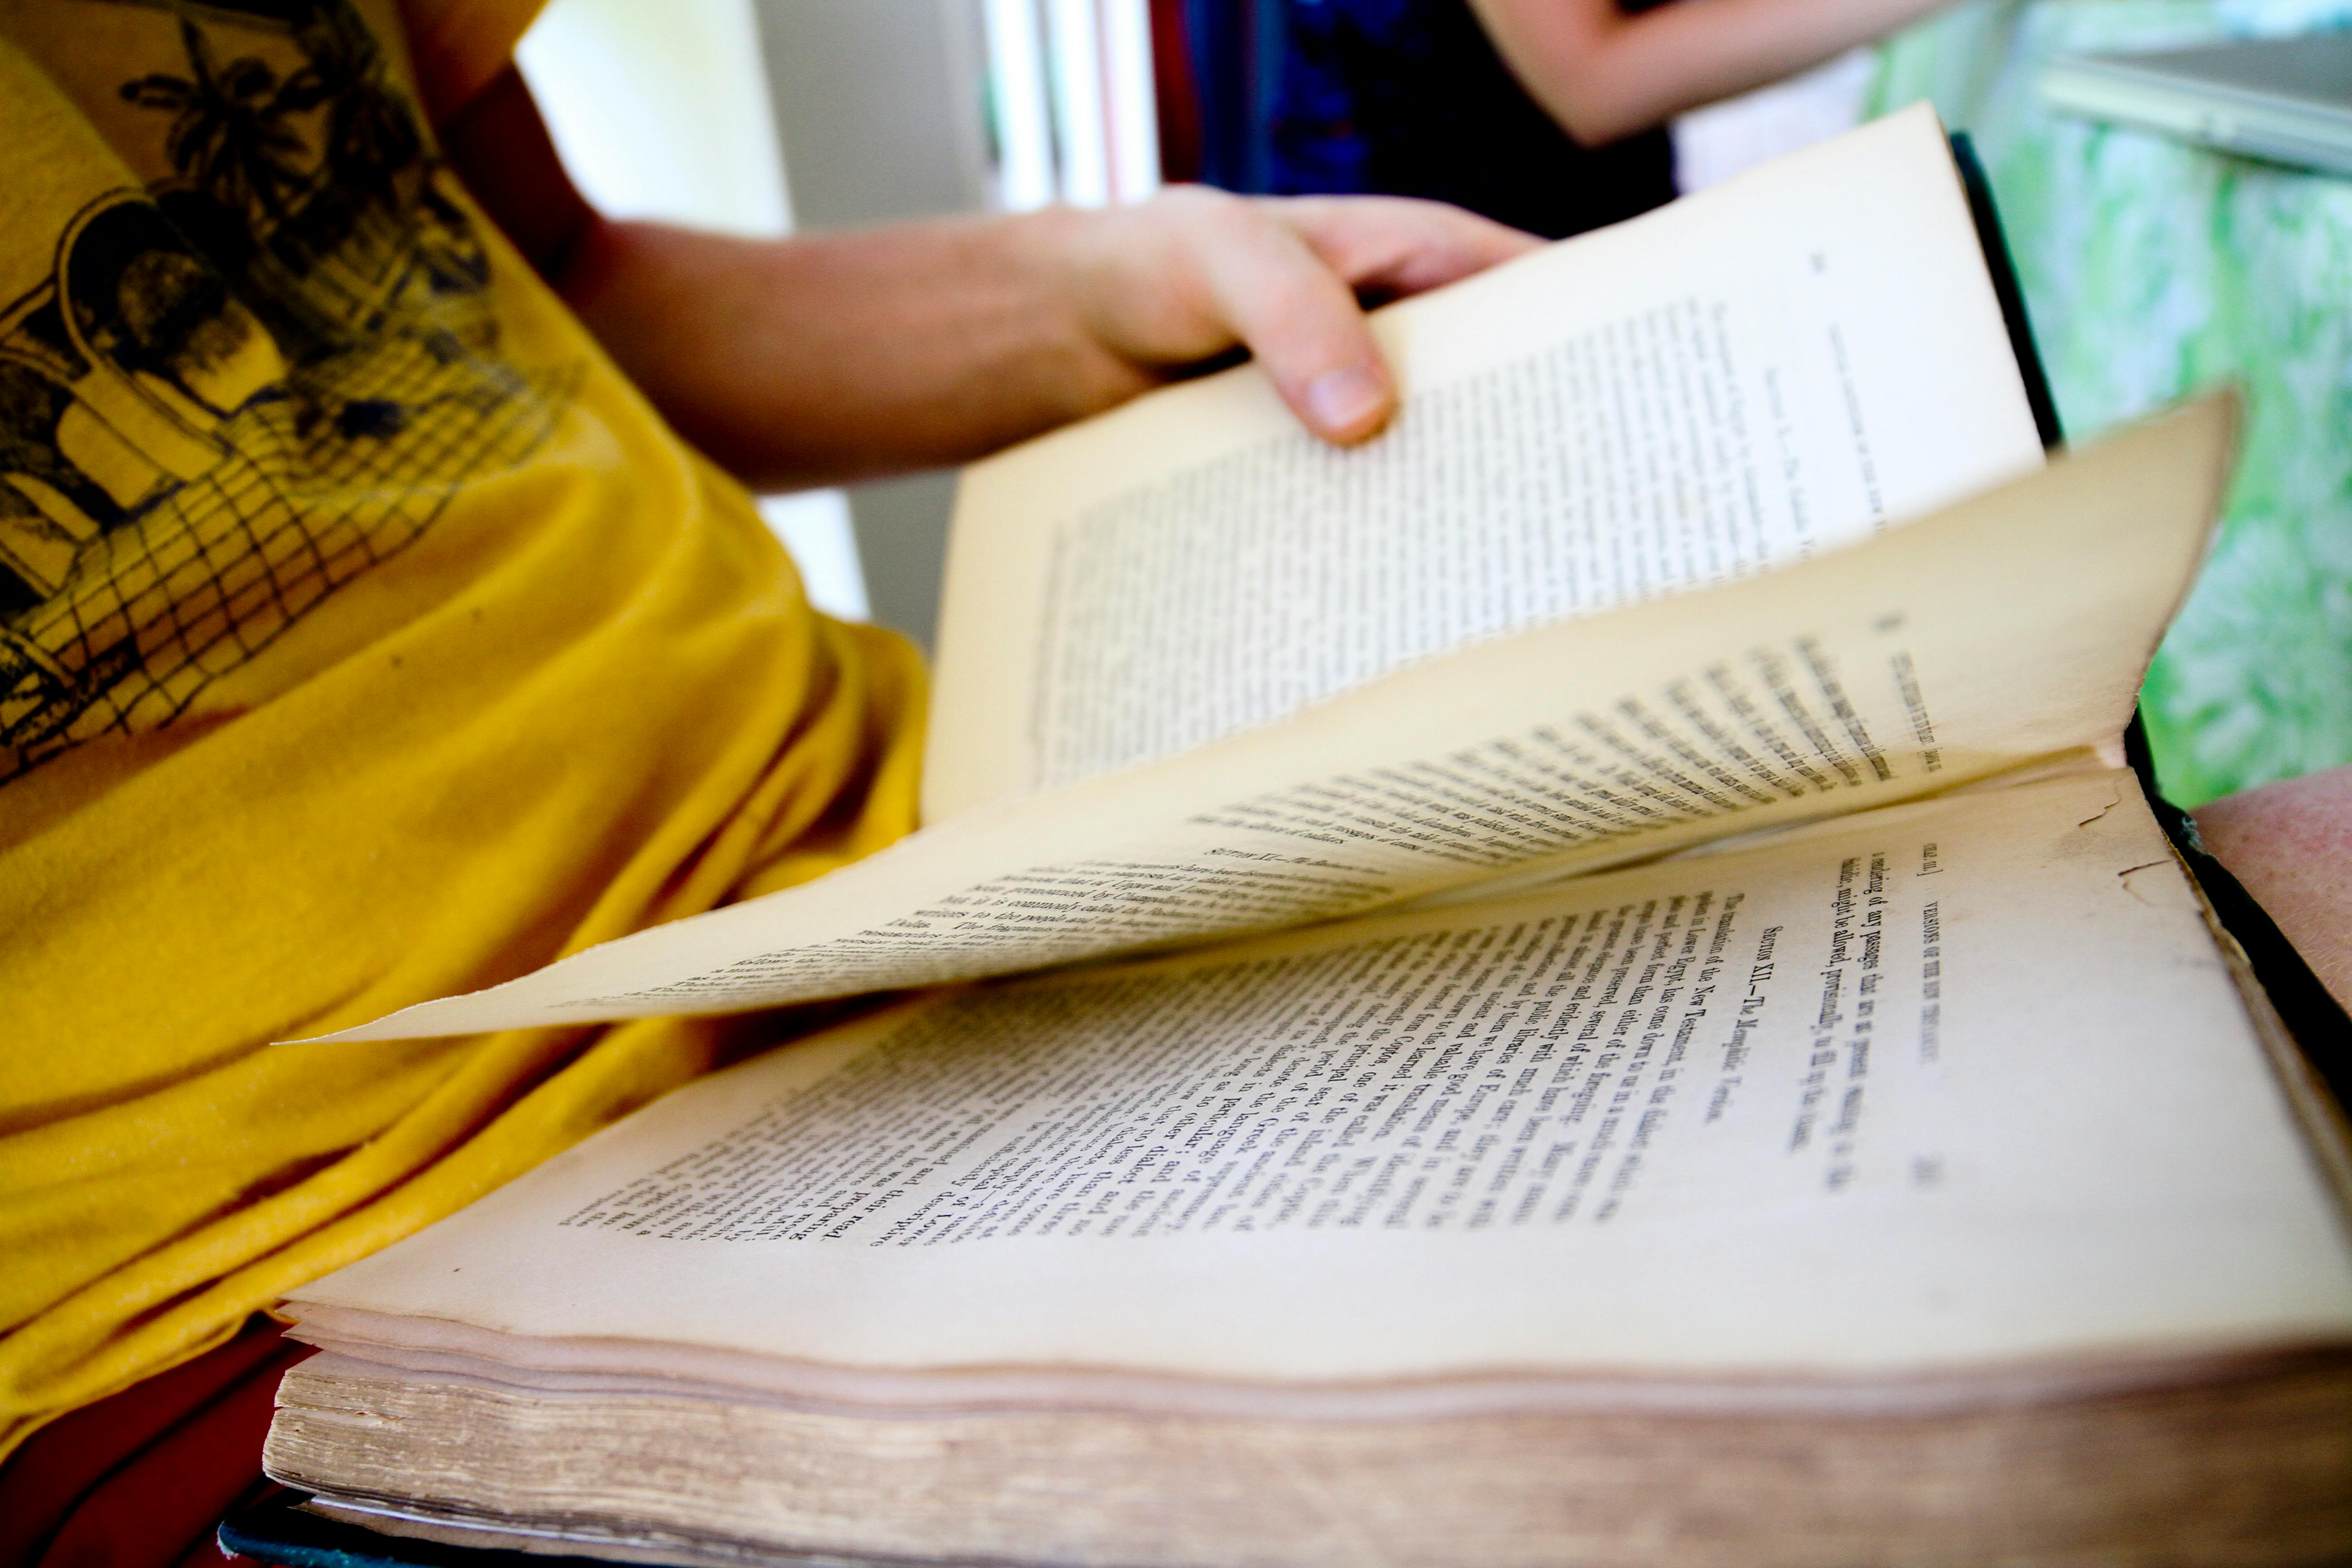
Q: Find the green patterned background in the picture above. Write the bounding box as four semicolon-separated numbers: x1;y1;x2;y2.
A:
1872;0;2352;804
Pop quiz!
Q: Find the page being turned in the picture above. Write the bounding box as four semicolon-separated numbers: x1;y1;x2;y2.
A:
301;402;2227;1044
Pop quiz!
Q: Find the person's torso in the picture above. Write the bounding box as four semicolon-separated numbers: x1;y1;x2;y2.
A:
0;0;919;1176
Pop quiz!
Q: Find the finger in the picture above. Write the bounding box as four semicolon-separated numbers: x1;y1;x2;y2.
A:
1185;198;1399;445
1272;195;1544;300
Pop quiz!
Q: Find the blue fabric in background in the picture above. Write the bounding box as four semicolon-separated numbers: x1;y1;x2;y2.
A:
1180;0;1676;239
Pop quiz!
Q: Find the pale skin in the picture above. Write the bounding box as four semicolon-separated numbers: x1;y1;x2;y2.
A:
558;194;1533;485
2195;766;2352;1015
425;50;1538;483
411;8;2350;1019
1467;0;1956;145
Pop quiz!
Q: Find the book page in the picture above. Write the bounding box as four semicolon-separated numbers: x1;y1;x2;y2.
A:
924;105;2045;822
287;771;2352;1380
307;402;2227;1044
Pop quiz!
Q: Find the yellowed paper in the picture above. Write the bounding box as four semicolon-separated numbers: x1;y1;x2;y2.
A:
288;771;2352;1380
927;105;2045;819
308;402;2229;1044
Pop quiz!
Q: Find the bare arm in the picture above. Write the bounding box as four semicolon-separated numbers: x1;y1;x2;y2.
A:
2194;764;2352;1014
435;66;1538;489
1466;0;1954;146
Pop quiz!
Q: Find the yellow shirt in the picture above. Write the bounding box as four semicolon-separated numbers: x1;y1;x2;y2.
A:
0;0;924;1457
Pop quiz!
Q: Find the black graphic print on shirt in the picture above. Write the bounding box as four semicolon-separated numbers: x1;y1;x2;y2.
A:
0;0;575;784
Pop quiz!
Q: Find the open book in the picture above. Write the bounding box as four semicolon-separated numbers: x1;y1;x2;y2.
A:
265;108;2352;1567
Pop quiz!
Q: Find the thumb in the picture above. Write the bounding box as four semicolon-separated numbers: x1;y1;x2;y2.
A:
1189;202;1398;445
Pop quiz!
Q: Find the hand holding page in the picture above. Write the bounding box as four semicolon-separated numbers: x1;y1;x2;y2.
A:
928;103;2043;813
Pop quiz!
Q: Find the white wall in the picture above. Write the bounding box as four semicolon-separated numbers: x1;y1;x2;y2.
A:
516;0;871;622
749;0;1001;651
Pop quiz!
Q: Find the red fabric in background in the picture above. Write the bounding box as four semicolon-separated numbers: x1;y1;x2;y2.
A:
0;1320;309;1568
1151;0;1204;182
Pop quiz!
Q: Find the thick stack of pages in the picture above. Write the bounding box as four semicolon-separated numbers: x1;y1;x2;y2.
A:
264;108;2352;1567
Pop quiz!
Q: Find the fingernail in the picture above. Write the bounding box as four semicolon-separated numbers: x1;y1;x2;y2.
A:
1304;366;1386;436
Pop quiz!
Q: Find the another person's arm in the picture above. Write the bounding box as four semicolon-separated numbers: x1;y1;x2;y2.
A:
1466;0;1953;147
420;44;1535;487
2194;765;2352;1015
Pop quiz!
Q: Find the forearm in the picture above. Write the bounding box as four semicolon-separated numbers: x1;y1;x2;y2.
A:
439;65;1128;486
1468;0;1950;146
2193;764;2352;1014
559;212;1145;490
437;61;1531;488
